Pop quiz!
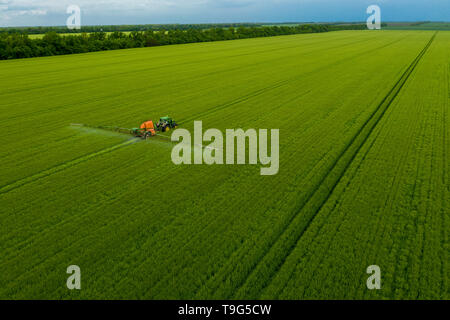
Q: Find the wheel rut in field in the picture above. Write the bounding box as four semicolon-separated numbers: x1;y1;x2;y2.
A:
0;139;138;195
181;35;409;125
231;32;437;299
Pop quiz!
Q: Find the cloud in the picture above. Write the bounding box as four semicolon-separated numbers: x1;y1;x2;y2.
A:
0;0;448;27
18;9;47;15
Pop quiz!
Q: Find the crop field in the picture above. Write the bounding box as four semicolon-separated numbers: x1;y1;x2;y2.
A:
385;22;450;31
0;30;448;299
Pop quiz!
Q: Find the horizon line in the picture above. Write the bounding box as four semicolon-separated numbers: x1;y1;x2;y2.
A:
1;20;449;29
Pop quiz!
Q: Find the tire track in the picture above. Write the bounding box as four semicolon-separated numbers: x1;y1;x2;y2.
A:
190;33;419;299
0;34;374;127
272;116;391;299
233;32;437;299
0;139;138;195
0;33;358;97
182;35;409;124
0;150;181;264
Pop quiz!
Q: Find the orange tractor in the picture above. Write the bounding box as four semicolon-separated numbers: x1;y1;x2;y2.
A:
133;117;178;139
135;120;157;139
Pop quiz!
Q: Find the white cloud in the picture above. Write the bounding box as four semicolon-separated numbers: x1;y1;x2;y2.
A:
0;0;285;25
17;9;47;15
0;0;448;27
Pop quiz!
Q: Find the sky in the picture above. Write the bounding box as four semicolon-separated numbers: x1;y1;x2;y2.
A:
0;0;449;27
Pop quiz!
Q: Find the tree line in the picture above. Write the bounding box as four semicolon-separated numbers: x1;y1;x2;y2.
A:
0;23;263;35
0;24;366;60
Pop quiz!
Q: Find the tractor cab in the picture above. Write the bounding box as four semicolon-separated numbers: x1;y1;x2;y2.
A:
156;116;178;132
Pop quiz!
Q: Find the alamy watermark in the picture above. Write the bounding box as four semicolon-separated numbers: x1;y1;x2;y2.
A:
171;121;279;176
366;265;381;290
67;265;81;290
66;5;81;30
367;5;381;30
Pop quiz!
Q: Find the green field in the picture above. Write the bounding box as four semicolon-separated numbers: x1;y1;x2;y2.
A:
0;30;448;299
385;22;450;30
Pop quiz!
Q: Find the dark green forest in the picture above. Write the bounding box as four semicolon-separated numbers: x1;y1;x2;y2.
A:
0;24;366;60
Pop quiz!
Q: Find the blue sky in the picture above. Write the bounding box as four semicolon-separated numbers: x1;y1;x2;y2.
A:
0;0;449;27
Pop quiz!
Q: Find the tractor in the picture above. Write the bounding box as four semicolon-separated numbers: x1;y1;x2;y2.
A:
71;116;179;140
156;117;178;133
